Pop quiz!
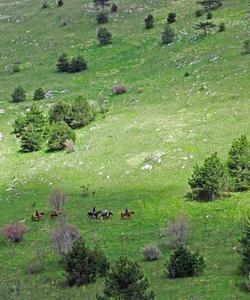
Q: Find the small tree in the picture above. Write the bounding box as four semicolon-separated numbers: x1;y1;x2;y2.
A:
167;12;176;24
242;40;250;54
193;21;216;36
167;246;205;278
195;9;203;17
206;11;213;19
97;27;112;45
11;86;26;102
196;0;222;10
69;55;87;73
239;217;250;276
94;0;110;12
97;12;108;24
49;189;68;211
48;101;71;124
1;224;27;243
57;53;70;72
20;124;44;152
227;135;250;191
48;121;76;151
111;3;118;13
166;214;190;247
33;88;45;100
142;243;161;261
218;22;225;32
102;256;155;299
161;24;175;45
57;0;64;7
188;152;226;201
145;14;154;29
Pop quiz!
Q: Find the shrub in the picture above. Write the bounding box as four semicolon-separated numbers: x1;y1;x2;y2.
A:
48;121;76;151
167;246;205;278
101;256;155;299
111;3;118;13
142;243;161;261
206;11;213;19
49;189;68;211
242;40;250;54
57;53;70;72
69;55;87;73
33;88;45;100
218;22;225;32
67;96;93;129
161;24;175;45
93;247;110;277
188;152;227;201
57;0;64;7
27;247;46;275
41;1;49;9
195;9;203;17
167;12;176;24
166;214;190;247
227;135;250;191
48;101;71;124
1;224;27;243
238;217;250;275
244;273;250;292
97;28;112;45
112;84;127;94
94;0;110;12
20;124;44;152
96;12;108;24
52;217;80;256
63;237;103;286
11;85;26;102
65;139;75;153
12;64;21;73
145;14;154;29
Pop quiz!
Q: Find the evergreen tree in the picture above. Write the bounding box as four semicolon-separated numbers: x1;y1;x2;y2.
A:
96;12;108;24
188;152;226;200
239;217;250;275
161;24;175;45
11;85;26;102
102;256;155;300
227;135;250;191
20;124;44;152
57;0;64;7
94;0;110;12
193;21;216;36
218;22;225;32
145;14;154;29
48;121;75;151
206;11;213;19
56;53;70;72
97;28;112;45
111;3;118;13
167;12;176;24
242;40;250;54
33;87;45;100
167;246;205;278
48;101;71;124
196;0;222;10
69;55;87;73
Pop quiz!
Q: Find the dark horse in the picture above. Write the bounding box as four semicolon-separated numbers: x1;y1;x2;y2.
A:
87;210;102;219
101;211;113;220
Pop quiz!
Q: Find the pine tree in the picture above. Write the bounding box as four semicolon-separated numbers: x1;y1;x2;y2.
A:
218;22;225;32
102;256;155;300
196;0;222;10
161;24;175;45
11;85;26;102
48;101;71;124
93;0;110;12
97;28;112;45
239;217;250;275
57;0;64;7
193;21;216;36
20;124;44;152
48;121;75;151
56;53;70;72
111;3;118;13
69;55;87;73
33;87;45;100
145;14;154;29
167;12;176;24
227;135;250;191
96;12;108;24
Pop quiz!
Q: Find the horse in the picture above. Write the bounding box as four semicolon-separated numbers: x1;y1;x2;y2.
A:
31;212;45;221
50;210;62;218
121;211;135;219
87;211;102;219
101;211;113;220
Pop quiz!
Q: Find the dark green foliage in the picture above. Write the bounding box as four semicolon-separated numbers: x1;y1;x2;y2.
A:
111;3;118;13
242;40;250;54
193;21;216;36
94;0;110;12
41;2;49;9
57;53;70;72
102;256;155;300
96;12;108;24
12;64;21;73
206;11;213;19
20;124;44;152
67;96;93;129
11;85;26;102
218;22;225;32
33;88;45;100
227;135;250;191
57;0;63;7
195;9;203;17
196;0;222;10
161;24;175;45
167;12;176;24
188;152;226;201
48;121;75;151
239;217;250;275
145;14;154;29
69;55;87;73
48;101;71;124
167;246;205;278
93;247;110;277
97;28;112;45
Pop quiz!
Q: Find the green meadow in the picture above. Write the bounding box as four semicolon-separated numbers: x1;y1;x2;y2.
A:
0;0;249;299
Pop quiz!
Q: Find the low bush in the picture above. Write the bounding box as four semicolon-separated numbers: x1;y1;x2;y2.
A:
69;55;87;73
207;12;213;19
41;1;49;9
48;101;71;124
11;85;26;102
1;224;27;243
33;88;45;100
20;124;44;152
97;28;112;45
218;22;225;32
111;3;118;13
242;40;250;54
57;53;70;72
161;24;175;45
57;0;63;7
167;12;176;24
65;139;75;153
145;14;154;29
195;9;203;17
96;12;108;24
112;84;127;94
12;64;21;73
142;243;161;261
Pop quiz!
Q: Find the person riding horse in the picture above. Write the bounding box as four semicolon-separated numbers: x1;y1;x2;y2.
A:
35;209;39;217
92;206;97;218
125;207;128;216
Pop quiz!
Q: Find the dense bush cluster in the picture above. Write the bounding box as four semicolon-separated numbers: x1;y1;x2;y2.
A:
57;53;87;73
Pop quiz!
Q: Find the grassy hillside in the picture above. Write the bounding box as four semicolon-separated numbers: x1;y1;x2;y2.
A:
0;0;250;299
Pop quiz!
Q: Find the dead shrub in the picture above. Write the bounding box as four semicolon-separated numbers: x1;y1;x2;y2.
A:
1;224;27;243
166;214;190;247
49;189;68;211
112;85;127;94
142;243;161;261
64;139;75;153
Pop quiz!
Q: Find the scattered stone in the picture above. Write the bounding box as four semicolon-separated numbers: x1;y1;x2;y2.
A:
0;132;5;140
141;164;153;171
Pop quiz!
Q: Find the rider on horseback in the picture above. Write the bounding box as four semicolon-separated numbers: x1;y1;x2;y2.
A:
104;209;108;217
35;209;39;217
125;207;128;216
92;206;97;217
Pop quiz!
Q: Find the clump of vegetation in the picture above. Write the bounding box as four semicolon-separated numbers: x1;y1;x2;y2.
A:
97;28;112;45
48;121;75;151
69;55;87;73
20;124;44;152
65;139;75;153
41;1;49;9
11;85;26;102
49;189;68;211
193;21;216;36
206;11;213;19
57;53;70;72
161;24;175;45
93;247;110;277
167;12;176;24
188;152;227;201
57;0;64;7
94;0;110;12
63;237;109;286
239;217;250;276
48;101;71;124
195;9;203;17
167;246;205;278
100;256;155;299
242;40;250;54
166;214;190;247
12;64;21;73
142;243;161;261
27;247;46;275
218;22;225;32
96;12;108;24
112;84;127;94
33;87;45;100
1;224;27;243
227;135;250;191
145;14;154;29
111;3;118;13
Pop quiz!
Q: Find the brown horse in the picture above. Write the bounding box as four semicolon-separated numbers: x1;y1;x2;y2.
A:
31;212;45;221
121;211;135;219
50;210;62;218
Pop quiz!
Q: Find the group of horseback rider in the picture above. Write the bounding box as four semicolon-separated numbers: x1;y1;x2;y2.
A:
90;206;130;219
